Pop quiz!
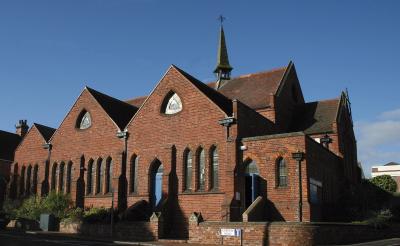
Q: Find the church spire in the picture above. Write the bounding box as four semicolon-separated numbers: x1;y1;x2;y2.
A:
214;16;233;89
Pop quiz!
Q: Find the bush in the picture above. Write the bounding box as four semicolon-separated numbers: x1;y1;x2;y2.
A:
1;199;22;220
1;192;72;221
370;175;397;193
62;207;84;224
83;207;112;224
41;191;72;219
15;196;43;220
366;209;393;229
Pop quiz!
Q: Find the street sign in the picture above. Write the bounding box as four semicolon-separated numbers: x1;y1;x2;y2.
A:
221;228;241;237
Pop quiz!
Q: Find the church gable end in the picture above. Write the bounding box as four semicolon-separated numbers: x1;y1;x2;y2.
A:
49;88;123;154
14;125;49;163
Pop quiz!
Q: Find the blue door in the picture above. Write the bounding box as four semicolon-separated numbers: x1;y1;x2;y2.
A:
155;171;163;206
152;164;163;207
245;174;259;208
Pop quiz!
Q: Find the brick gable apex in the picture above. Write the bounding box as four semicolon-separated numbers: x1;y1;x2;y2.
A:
49;88;122;143
125;65;232;130
14;125;47;159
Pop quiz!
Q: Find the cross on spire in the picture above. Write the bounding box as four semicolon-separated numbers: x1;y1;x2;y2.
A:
218;15;226;26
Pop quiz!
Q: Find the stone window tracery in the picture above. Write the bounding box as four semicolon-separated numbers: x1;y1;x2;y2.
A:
78;111;92;129
164;93;182;115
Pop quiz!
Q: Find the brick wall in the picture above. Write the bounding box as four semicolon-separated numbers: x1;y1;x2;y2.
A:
305;137;343;221
49;89;125;208
242;133;310;222
189;221;400;246
11;125;49;198
126;67;234;237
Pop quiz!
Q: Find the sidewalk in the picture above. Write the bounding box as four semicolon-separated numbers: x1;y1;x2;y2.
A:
3;229;216;246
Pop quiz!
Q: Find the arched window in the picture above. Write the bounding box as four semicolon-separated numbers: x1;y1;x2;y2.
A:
59;162;65;193
26;165;32;195
105;158;112;193
210;147;219;190
77;110;92;129
66;162;73;193
277;158;287;187
197;148;206;191
96;158;104;194
51;163;57;191
20;166;26;196
162;92;182;115
32;165;39;194
87;159;94;195
130;155;138;193
184;149;192;191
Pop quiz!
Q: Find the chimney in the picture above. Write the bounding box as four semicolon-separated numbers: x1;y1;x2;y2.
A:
16;120;29;137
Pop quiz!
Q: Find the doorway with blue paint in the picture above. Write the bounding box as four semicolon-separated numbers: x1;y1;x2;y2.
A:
244;160;260;209
150;160;164;208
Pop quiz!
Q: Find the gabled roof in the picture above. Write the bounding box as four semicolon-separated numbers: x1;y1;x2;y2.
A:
125;65;289;111
290;99;340;134
33;123;56;142
86;87;139;129
0;130;21;161
214;67;287;109
384;162;400;166
125;96;148;108
173;65;233;115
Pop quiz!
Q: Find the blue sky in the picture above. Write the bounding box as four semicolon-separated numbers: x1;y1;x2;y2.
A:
0;1;399;176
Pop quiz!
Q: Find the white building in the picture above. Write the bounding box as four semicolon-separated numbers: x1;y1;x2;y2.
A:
371;162;400;191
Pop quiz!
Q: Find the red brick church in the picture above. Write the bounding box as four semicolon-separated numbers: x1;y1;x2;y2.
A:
3;25;360;238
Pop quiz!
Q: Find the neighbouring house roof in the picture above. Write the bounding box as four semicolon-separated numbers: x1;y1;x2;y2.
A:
384;162;400;166
125;96;148;108
125;66;287;111
33;123;56;142
86;87;139;129
0;130;21;161
290;99;340;134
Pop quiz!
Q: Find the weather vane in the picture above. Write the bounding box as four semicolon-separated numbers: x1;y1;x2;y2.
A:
218;15;226;25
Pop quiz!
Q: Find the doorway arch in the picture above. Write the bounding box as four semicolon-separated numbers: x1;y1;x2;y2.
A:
244;159;260;209
149;159;164;208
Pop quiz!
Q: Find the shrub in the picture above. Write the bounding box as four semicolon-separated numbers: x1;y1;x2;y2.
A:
366;209;393;229
83;207;111;224
1;199;22;220
15;196;43;220
62;207;84;224
1;192;72;221
41;192;72;219
370;175;397;193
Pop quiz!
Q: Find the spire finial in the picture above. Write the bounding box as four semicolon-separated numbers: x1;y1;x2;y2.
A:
218;15;226;26
214;15;233;89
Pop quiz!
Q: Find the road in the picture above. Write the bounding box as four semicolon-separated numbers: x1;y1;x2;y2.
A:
0;231;137;246
1;231;400;246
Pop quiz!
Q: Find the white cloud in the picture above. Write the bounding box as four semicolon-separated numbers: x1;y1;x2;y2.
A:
379;108;400;121
356;107;400;178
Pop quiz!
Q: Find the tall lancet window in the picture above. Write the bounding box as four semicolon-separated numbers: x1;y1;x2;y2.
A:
197;148;206;191
184;150;192;191
163;92;182;115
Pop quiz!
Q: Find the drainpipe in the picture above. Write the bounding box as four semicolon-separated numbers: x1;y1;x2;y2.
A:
292;151;305;222
218;114;237;221
43;143;52;196
115;129;129;233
